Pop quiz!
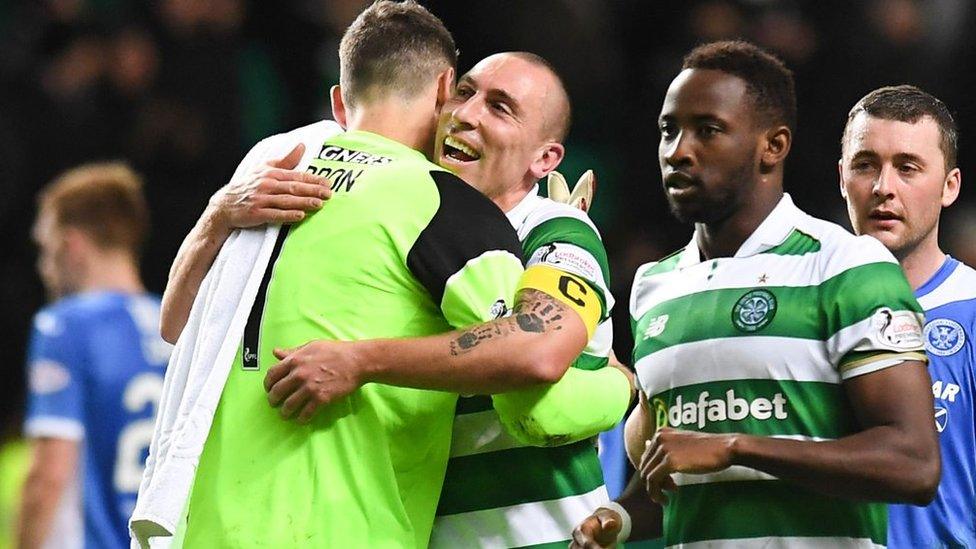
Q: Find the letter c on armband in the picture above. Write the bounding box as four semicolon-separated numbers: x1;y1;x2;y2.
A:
517;264;601;338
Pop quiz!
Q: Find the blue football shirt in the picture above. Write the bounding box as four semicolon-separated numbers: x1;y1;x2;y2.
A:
598;422;629;499
24;291;170;549
888;256;976;548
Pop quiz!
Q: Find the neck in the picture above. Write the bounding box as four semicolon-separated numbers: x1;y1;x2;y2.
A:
79;250;144;294
494;179;537;213
346;97;437;158
896;230;946;290
696;179;784;260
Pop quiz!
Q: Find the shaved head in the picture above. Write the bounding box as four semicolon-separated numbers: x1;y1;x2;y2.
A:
435;51;569;209
505;51;572;142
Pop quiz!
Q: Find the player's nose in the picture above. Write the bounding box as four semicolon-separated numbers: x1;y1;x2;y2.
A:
663;131;695;168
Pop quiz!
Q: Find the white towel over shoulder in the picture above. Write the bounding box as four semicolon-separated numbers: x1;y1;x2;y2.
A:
129;120;343;549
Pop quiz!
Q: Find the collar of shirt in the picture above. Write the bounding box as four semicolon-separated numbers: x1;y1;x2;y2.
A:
683;193;802;266
505;183;543;230
340;130;429;162
915;255;958;299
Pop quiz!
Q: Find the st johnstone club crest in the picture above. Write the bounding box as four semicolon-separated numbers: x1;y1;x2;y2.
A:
924;318;965;356
732;289;777;333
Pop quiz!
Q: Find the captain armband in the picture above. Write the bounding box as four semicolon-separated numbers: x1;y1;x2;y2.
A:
516;264;601;338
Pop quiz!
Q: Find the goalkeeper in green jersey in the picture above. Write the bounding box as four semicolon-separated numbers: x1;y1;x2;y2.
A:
264;53;633;548
163;22;632;549
159;2;532;547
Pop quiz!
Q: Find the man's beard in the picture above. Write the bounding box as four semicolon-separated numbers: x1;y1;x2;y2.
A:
665;155;756;226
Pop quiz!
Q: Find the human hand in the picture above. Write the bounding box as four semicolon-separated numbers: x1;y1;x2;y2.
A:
263;340;366;423
547;170;595;212
569;507;622;548
208;143;332;231
640;427;736;504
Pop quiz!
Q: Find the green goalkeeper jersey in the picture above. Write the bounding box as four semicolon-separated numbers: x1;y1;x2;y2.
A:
182;130;523;548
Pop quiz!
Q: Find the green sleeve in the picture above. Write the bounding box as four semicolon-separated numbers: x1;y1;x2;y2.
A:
491;365;631;447
819;254;926;377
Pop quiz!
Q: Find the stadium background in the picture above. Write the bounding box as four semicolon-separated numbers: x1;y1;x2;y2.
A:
0;0;973;538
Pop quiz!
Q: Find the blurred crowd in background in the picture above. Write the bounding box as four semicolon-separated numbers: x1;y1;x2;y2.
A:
1;0;974;440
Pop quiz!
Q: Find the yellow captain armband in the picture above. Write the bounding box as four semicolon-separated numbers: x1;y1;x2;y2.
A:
517;264;601;338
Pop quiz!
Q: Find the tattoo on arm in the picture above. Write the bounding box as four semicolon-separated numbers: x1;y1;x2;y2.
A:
449;289;568;356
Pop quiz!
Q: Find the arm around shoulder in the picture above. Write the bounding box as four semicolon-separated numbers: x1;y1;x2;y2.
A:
493;362;632;447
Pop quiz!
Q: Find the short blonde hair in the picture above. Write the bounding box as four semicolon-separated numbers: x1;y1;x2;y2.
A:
38;161;149;254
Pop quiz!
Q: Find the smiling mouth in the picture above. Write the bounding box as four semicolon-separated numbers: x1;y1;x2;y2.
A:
443;136;481;162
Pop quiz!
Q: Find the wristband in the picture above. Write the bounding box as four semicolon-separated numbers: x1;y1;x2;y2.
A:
597;500;631;544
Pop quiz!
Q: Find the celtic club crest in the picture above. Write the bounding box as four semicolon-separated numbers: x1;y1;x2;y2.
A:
732;289;777;332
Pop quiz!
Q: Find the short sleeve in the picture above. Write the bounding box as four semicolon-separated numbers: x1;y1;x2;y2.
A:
24;310;87;440
406;171;524;328
822;240;927;380
522;212;613;319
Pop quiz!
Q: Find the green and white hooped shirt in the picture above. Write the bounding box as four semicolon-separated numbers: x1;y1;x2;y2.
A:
630;194;926;549
431;186;621;549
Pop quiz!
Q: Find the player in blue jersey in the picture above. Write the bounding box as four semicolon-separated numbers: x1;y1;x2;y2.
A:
17;163;171;549
840;85;973;548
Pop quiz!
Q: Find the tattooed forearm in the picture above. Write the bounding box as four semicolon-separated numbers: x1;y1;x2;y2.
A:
451;320;520;354
514;289;565;333
449;289;569;356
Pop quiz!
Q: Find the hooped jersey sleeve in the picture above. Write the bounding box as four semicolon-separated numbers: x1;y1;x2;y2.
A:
406;171;524;328
823;237;927;380
494;203;629;447
24;309;87;441
521;213;613;321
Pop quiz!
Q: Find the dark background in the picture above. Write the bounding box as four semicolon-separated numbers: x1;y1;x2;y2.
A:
2;0;974;437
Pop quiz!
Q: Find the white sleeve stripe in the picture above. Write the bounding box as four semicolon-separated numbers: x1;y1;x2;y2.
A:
841;357;913;380
528;201;602;234
526;242;613;309
24;417;85;440
826;312;925;366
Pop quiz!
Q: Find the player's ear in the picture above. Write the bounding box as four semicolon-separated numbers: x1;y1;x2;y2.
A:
529;142;565;180
837;159;848;199
435;67;455;110
942;167;961;207
330;85;348;129
759;126;791;173
62;226;93;264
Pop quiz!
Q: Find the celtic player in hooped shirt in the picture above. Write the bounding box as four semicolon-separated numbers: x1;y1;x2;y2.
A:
572;42;938;549
630;194;929;547
839;85;974;548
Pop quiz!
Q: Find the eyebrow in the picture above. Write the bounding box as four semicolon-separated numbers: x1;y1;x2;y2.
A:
658;113;727;125
849;149;928;166
849;150;878;162
458;76;522;117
